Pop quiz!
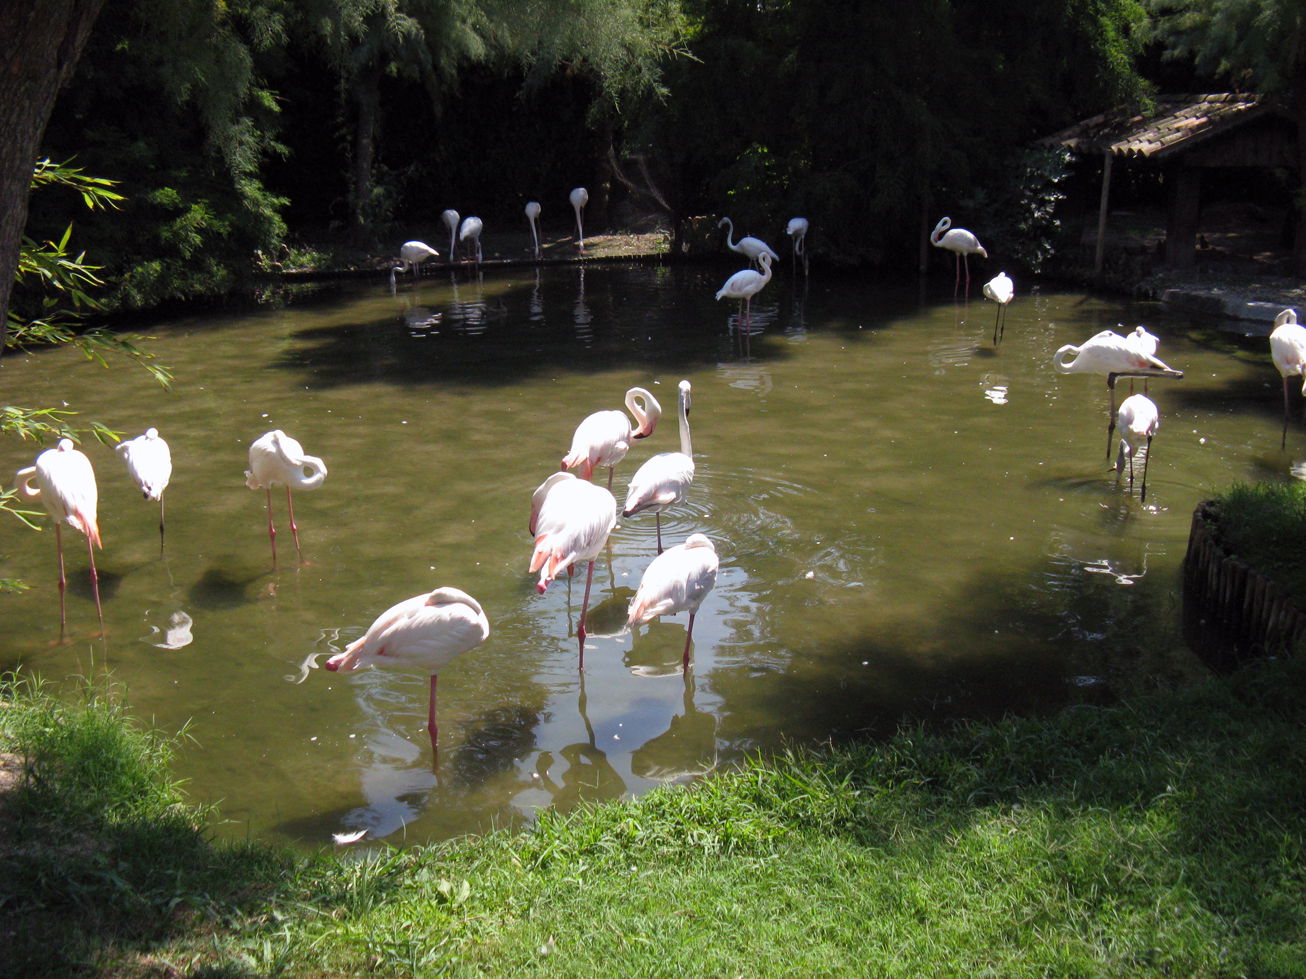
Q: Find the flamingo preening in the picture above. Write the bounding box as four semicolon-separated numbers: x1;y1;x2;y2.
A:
244;430;328;569
562;386;662;490
15;438;104;638
116;427;172;554
528;471;617;666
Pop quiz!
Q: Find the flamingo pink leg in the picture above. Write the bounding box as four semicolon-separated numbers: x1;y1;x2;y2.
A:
655;513;664;554
682;612;697;672
577;558;596;670
285;486;303;563
264;487;278;569
55;524;67;640
86;530;103;634
427;674;439;752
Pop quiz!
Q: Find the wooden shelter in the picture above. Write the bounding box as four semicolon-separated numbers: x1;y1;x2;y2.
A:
1042;94;1298;273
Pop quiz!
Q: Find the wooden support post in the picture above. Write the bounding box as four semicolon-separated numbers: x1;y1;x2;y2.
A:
1094;152;1113;278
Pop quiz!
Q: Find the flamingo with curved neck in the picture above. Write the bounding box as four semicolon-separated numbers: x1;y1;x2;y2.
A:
718;216;778;268
244;429;328;569
930;216;987;297
562;386;662;489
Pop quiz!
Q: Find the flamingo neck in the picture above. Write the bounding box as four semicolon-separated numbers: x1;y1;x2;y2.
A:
677;392;692;458
930;217;950;246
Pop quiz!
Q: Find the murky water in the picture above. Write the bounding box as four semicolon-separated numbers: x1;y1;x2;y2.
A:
0;260;1294;847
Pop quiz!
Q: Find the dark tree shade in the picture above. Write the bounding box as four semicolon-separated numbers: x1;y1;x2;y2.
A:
0;0;106;349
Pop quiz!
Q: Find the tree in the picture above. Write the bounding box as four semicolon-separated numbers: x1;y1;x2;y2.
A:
1145;0;1306;274
0;0;106;353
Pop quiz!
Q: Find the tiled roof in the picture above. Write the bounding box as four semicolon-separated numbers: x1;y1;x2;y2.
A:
1042;94;1269;159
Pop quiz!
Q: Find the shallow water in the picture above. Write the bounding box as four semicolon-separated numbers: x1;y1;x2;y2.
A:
0;260;1294;847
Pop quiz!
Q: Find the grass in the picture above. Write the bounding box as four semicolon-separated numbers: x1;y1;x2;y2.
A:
2;658;1305;977
1203;481;1306;604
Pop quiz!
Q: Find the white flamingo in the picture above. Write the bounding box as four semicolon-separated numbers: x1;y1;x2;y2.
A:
389;240;439;287
458;216;483;265
116;427;172;553
1271;307;1306;448
15;438;103;637
441;209;460;262
786;217;809;273
1114;393;1159;503
561;386;662;489
528;471;617;666
244;430;328;569
1053;330;1183;458
623;380;694;553
570;187;588;250
627;533;719;672
930;216;987;297
324;586;490;754
718;216;778;269
982;271;1014;343
525;201;542;260
715;252;774;329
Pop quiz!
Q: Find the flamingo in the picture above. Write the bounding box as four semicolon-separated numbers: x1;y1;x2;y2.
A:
982;272;1014;344
930;216;987;297
244;430;328;569
1053;330;1183;459
786;217;809;273
1113;393;1159;503
525;201;542;260
458;216;483;265
626;533;719;672
15;438;104;638
562;386;662;490
441;209;460;262
623;379;694;553
389;240;439;287
528;471;618;666
324;586;490;754
116;427;172;553
718;216;779;269
570;187;588;250
1270;308;1306;448
715;252;774;329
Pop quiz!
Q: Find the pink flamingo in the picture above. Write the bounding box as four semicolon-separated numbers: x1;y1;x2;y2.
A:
116;427;172;553
623;380;694;553
561;386;662;490
244;430;327;569
627;533;719;672
930;216;987;297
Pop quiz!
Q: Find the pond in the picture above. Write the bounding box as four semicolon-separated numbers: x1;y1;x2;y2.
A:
0;259;1293;848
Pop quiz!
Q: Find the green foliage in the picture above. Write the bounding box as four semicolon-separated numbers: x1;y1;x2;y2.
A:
1145;0;1306;94
1204;481;1306;604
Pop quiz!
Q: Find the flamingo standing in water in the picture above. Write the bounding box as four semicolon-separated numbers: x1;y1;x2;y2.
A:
244;430;328;569
623;380;695;553
441;209;460;262
786;217;809;273
1113;393;1159;503
562;386;662;490
458;216;483;265
116;427;172;554
389;241;439;287
982;271;1014;343
525;201;542;260
715;252;774;329
570;187;588;250
1271;308;1306;448
930;216;987;297
325;586;490;755
627;533;719;672
528;471;617;666
718;216;778;269
15;438;104;638
1053;330;1183;458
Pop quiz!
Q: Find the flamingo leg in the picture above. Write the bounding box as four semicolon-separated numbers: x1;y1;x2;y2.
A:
993;307;1001;345
1106;374;1120;460
55;523;67;640
264;487;278;570
576;558;596;670
86;530;103;635
285;486;303;564
606;467;615;492
953;253;961;297
1140;435;1153;504
682;612;697;672
427;674;439;755
963;254;971;297
1283;375;1292;449
655;512;664;554
158;494;166;556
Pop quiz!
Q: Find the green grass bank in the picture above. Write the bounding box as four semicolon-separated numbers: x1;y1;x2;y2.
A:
3;650;1305;978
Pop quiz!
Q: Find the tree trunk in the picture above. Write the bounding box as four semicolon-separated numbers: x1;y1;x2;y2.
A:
1294;87;1306;277
350;61;383;234
0;0;105;356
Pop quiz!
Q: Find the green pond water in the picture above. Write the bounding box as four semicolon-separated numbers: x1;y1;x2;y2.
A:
0;260;1293;847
